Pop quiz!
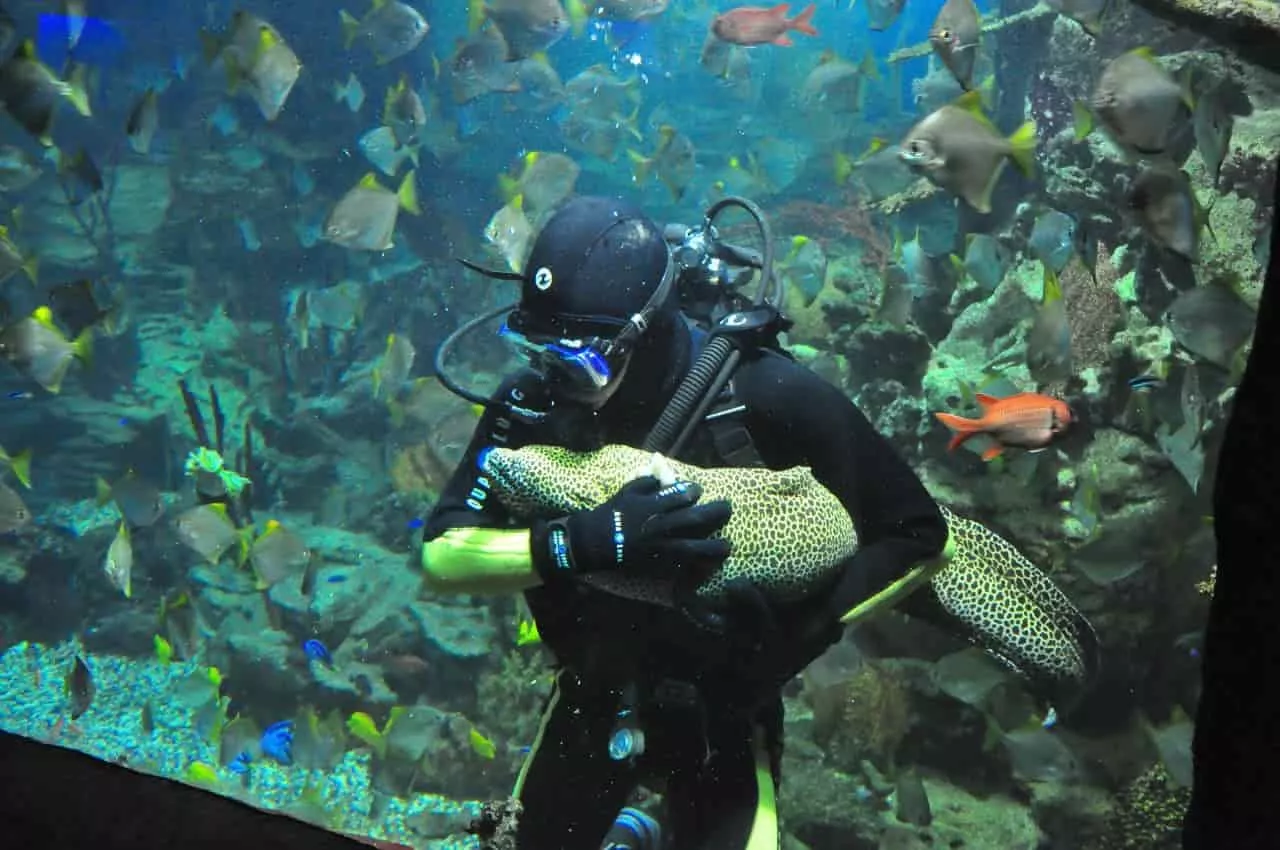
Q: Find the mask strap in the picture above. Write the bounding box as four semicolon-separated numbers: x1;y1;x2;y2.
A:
606;246;676;358
456;257;524;281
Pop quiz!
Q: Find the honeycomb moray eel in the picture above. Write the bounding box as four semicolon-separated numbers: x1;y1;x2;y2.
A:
929;505;1100;701
480;444;1099;698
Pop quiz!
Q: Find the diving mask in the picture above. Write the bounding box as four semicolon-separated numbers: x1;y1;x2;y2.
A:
499;320;620;392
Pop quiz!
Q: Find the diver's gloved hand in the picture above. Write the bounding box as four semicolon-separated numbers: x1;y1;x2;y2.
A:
531;476;732;582
689;578;843;713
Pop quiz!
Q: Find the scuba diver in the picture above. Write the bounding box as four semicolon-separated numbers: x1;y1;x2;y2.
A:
421;194;950;849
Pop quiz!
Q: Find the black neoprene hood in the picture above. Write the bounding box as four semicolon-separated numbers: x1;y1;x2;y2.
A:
512;195;672;339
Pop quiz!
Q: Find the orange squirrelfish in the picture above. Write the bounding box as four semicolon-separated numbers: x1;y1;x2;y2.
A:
711;3;818;47
934;392;1072;460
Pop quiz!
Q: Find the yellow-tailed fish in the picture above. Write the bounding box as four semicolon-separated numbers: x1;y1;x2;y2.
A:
0;40;92;145
498;150;580;214
484;194;533;272
185;761;220;786
628;124;697;202
172;503;240;564
154;634;173;664
103;521;133;598
323;171;420;252
1025;264;1072;385
1083;47;1193;156
201;11;301;121
95;470;164;528
347;707;404;759
372;332;416;400
929;0;980;91
357;125;419;178
0;144;43;192
516;619;541;646
0;482;30;535
0;445;31;488
898;91;1036;214
249;519;312;589
66;655;93;719
469;726;497;759
1127;166;1213;262
125;88;159;154
339;0;429;64
383;75;427;146
482;0;569;60
0;305;92;393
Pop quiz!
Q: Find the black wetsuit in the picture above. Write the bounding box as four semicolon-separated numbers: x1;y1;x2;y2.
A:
424;345;947;850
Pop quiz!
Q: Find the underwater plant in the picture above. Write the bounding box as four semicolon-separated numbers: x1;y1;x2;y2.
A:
177;378;257;525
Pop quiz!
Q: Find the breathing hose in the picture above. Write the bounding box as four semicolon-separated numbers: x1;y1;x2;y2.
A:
433;302;517;407
642;196;776;455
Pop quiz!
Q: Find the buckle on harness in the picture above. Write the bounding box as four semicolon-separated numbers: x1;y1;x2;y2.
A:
709;304;792;349
652;678;701;709
606;678;711;765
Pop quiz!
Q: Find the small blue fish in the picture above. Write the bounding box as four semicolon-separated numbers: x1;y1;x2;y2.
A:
6;391;33;401
292;214;324;249
1073;218;1099;283
961;233;1006;293
326;574;348;584
236;217;261;252
456;104;481;138
1128;375;1163;392
228;750;253;775
260;720;294;765
302;639;332;666
1041;707;1059;729
208;103;240;137
292;162;315;197
406;517;424;530
172;52;192;81
1029;210;1076;275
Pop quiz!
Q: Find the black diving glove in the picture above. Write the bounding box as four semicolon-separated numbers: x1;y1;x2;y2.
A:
531;476;732;583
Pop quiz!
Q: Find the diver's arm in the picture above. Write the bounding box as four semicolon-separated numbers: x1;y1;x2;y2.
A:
794;375;949;620
418;372;730;595
739;358;950;621
420;526;543;595
419;374;547;595
696;359;948;712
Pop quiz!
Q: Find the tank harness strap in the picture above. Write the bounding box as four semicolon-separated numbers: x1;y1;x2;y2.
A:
704;378;766;469
680;317;767;468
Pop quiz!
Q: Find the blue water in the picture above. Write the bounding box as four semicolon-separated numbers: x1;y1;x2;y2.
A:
0;0;1263;848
